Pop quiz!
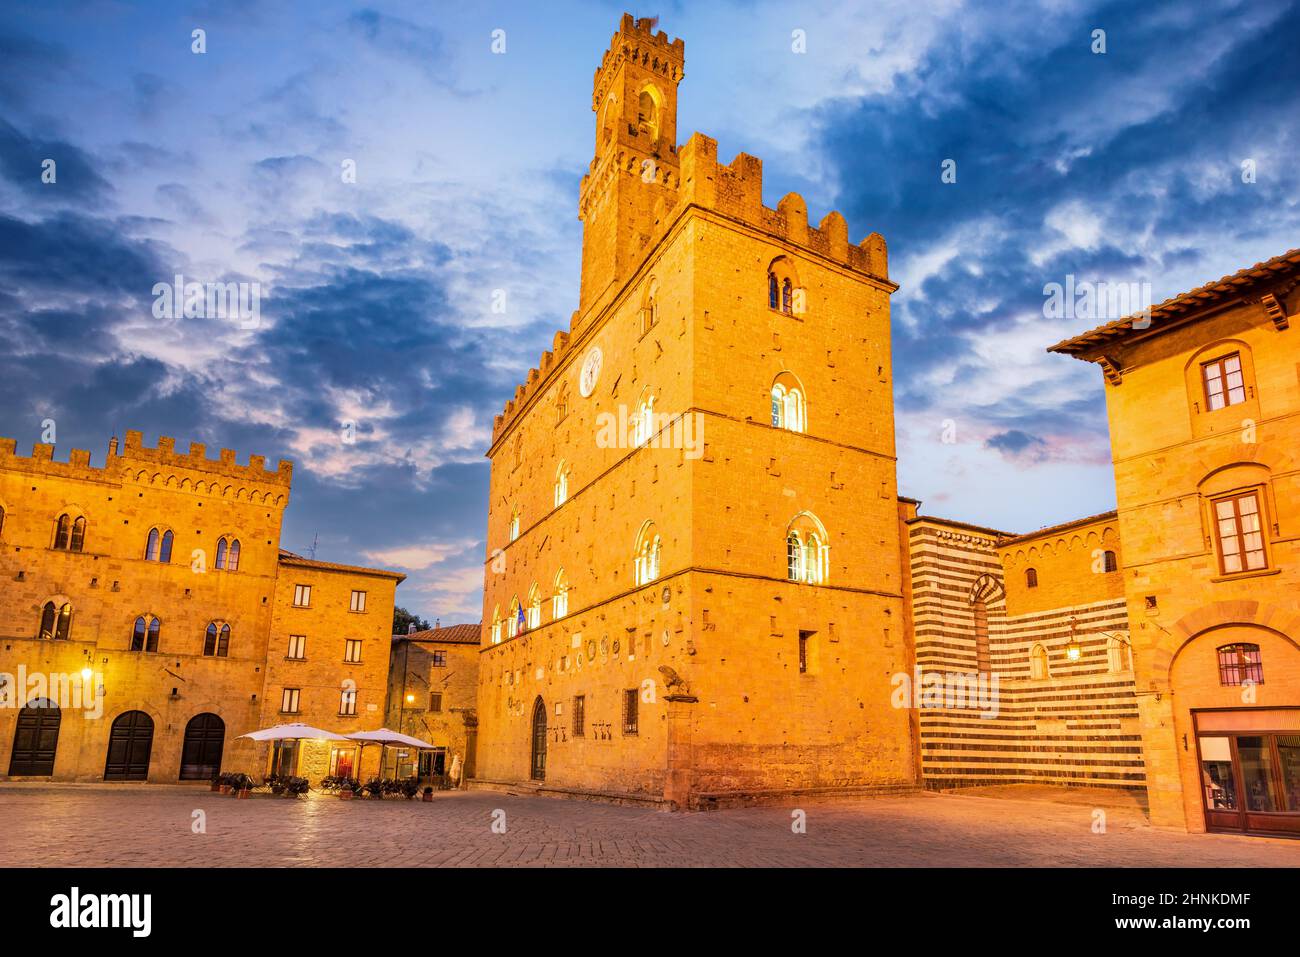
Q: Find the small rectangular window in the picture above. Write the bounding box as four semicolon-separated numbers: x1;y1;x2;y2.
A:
573;695;585;737
281;688;300;714
339;688;357;716
293;584;311;607
350;590;367;612
1213;491;1267;574
1202;353;1247;411
429;692;443;713
622;688;639;735
287;634;306;659
1217;643;1264;686
344;639;363;663
433;650;447;667
799;632;810;674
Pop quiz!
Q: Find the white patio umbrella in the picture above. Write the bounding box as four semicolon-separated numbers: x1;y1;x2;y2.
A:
344;728;438;781
238;723;351;779
238;723;349;742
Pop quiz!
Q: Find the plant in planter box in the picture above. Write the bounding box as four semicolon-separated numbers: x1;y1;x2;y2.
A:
218;772;234;794
210;773;223;792
338;777;360;800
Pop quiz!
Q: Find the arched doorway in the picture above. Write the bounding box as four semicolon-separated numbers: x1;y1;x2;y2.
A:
530;697;547;781
104;711;154;781
179;713;225;781
8;698;61;775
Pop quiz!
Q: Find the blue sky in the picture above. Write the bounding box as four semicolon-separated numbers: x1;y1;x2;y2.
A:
3;0;1298;621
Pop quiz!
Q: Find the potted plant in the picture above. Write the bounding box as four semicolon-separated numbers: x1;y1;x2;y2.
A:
229;772;254;798
363;777;385;800
218;772;233;795
338;777;359;800
209;773;222;792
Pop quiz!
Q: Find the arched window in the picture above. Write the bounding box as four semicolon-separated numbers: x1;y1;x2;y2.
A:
160;529;174;562
227;539;240;572
641;278;659;335
973;599;990;673
215;537;228;570
1106;634;1131;674
490;606;503;645
1217;643;1263;686
130;615;160;653
556;383;569;424
0;504;6;538
70;516;85;551
633;391;655;447
634;521;661;586
39;601;72;641
554;461;569;508
145;528;160;561
771;372;806;433
552;569;569;619
785;512;829;584
1102;549;1118;573
767;256;803;315
509;506;521;542
1030;643;1049;680
526;583;541;629
508;596;522;638
1026;568;1038;588
203;622;230;657
637;87;659;139
599;96;617;146
54;513;69;549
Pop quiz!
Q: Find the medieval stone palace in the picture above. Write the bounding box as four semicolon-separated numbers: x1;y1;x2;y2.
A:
474;15;1300;835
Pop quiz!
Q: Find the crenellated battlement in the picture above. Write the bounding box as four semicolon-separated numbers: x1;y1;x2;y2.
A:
0;431;293;500
593;14;685;112
491;131;891;447
674;133;889;280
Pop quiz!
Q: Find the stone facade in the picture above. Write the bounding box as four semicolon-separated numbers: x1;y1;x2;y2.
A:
0;430;402;784
904;506;1143;790
1051;248;1300;835
475;15;910;808
385;623;481;781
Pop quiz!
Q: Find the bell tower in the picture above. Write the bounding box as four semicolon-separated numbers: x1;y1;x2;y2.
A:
577;14;685;318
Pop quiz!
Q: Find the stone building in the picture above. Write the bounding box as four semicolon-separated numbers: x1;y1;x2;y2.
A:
0;430;403;784
385;623;481;781
475;15;912;808
1050;248;1300;836
902;506;1143;790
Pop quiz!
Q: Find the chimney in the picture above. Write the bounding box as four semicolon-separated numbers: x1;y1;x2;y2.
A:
435;618;440;629
407;622;417;635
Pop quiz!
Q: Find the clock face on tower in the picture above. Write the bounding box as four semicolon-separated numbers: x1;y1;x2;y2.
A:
579;347;603;397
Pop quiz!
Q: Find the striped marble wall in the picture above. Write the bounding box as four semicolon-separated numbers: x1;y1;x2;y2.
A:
907;516;1146;791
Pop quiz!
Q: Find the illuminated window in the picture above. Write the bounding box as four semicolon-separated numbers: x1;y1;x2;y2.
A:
770;373;806;433
554;461;569;508
634;522;661;586
552;568;569;619
509;506;521;542
281;688;301;714
527;583;542;629
785;512;829;584
339;688;357;716
1217;643;1263;686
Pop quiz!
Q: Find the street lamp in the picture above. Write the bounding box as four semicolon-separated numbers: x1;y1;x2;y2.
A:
1065;617;1082;661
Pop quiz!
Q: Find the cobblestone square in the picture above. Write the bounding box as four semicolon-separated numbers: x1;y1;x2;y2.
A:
2;785;1297;867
